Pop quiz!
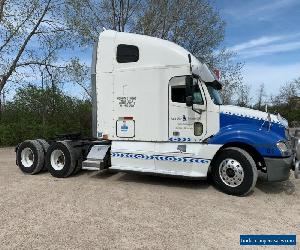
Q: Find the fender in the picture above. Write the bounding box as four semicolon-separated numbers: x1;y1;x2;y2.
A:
207;124;283;157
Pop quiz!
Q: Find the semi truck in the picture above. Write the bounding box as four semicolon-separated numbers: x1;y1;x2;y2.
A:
16;30;300;196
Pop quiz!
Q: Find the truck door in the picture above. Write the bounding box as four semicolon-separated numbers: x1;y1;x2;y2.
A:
168;76;207;142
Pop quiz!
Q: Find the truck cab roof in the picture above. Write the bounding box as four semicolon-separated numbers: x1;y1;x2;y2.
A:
96;30;221;86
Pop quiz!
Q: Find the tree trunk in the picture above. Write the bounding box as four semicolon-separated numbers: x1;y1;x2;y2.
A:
0;87;5;121
0;0;51;91
0;90;2;121
0;0;5;22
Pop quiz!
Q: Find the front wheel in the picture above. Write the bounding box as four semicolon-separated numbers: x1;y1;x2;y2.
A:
211;147;258;196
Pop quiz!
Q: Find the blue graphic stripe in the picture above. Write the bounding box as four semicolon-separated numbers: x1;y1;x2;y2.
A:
169;137;192;142
111;152;210;164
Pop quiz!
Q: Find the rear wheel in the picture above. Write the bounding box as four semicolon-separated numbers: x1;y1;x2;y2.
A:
211;147;258;196
17;140;45;174
46;141;78;178
36;139;49;153
73;158;83;175
36;139;50;171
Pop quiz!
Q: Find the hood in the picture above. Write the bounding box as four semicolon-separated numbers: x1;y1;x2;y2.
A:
220;105;288;128
208;105;289;157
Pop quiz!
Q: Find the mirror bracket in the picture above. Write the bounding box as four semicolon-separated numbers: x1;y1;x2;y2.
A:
186;96;193;107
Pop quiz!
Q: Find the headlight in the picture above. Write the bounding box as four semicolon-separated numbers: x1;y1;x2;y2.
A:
276;141;291;156
277;141;288;152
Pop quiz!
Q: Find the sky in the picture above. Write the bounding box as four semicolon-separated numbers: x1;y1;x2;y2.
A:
4;0;300;101
213;0;300;98
71;0;300;100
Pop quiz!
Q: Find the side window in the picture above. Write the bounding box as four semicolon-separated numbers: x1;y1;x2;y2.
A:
193;84;204;105
171;86;186;103
117;44;139;63
171;85;204;105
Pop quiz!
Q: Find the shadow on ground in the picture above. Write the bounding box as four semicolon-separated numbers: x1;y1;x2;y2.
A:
256;179;296;195
36;168;297;195
90;170;212;190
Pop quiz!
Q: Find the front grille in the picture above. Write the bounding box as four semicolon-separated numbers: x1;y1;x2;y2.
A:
291;136;298;152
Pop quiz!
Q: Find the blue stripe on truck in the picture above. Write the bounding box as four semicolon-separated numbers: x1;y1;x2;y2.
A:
111;152;210;164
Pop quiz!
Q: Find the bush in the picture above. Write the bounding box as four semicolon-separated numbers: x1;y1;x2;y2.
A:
0;85;92;147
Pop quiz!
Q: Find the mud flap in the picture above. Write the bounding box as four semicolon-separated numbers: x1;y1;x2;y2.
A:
82;145;110;170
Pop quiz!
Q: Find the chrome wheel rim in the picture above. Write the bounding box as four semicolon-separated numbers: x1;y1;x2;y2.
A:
21;148;34;168
50;150;65;171
219;158;244;187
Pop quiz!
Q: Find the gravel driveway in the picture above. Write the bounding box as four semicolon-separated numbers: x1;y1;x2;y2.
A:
0;147;299;249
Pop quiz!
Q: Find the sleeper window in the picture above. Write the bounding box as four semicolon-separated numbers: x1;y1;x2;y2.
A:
117;44;139;63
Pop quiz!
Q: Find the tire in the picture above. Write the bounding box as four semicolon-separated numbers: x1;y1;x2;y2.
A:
296;140;300;161
211;147;258;196
73;158;83;175
45;141;77;178
71;146;83;175
16;140;45;174
36;139;50;152
36;139;50;171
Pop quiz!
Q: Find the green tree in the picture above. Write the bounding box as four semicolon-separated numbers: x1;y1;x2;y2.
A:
253;83;267;111
0;0;90;96
269;77;300;125
65;0;245;105
0;85;91;146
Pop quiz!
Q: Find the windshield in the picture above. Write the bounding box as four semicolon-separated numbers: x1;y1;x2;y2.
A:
206;83;223;105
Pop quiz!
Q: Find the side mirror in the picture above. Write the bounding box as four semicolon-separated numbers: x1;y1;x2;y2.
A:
186;96;193;107
185;75;193;97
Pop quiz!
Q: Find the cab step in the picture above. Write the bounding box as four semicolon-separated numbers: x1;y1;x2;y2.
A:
82;159;102;171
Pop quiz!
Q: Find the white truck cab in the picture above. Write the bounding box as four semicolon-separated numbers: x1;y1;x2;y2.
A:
16;30;300;196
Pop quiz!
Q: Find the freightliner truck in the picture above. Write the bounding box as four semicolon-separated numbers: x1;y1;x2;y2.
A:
16;30;300;196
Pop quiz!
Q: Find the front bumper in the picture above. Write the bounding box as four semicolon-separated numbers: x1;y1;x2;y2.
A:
263;155;299;182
